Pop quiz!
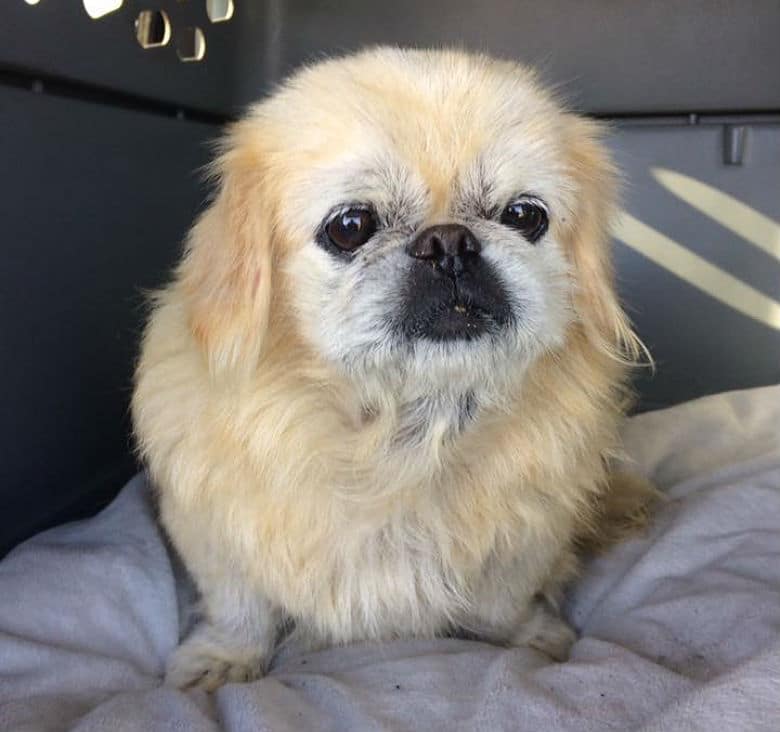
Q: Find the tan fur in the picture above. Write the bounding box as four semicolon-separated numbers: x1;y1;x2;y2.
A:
132;47;653;690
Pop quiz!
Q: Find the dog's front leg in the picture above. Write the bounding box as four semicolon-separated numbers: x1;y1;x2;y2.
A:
505;595;577;661
165;577;279;692
466;549;578;662
466;592;576;662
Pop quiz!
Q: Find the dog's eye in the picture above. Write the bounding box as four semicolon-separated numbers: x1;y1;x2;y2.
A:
326;208;377;252
500;196;549;243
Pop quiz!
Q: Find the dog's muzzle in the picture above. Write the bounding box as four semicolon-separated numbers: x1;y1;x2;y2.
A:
399;224;512;342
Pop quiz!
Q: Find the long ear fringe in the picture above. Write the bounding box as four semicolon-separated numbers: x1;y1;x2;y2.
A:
563;115;653;374
177;123;273;379
599;301;654;373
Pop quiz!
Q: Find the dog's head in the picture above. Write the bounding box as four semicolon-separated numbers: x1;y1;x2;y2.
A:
180;48;638;407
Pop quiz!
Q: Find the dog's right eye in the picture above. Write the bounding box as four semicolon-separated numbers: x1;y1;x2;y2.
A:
326;208;377;252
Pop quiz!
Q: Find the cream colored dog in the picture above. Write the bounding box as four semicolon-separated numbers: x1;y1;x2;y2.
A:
132;47;653;691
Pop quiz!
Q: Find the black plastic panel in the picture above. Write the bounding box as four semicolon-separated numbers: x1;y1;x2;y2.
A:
0;86;219;554
2;0;268;117
5;1;780;117
610;121;780;410
258;0;780;115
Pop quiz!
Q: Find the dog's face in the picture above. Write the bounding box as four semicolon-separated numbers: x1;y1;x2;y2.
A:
287;117;572;402
184;49;634;407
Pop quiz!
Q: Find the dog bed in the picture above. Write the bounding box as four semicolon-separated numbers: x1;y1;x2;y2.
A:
1;385;779;731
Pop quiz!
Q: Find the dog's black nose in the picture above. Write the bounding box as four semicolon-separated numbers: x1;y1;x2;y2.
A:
407;224;482;278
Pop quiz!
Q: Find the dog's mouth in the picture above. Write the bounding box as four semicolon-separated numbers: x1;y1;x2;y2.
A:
399;260;512;343
404;299;498;341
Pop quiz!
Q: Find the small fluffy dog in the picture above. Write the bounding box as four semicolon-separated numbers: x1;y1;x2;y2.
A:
132;47;654;691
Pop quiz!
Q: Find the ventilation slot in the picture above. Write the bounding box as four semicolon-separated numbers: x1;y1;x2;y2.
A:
176;26;206;62
135;9;171;48
83;0;123;18
206;0;233;23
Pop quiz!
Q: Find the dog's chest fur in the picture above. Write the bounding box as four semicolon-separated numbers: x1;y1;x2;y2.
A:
145;333;595;649
257;487;563;646
226;398;572;645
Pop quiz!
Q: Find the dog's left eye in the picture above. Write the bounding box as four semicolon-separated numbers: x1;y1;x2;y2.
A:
500;196;549;244
326;208;377;252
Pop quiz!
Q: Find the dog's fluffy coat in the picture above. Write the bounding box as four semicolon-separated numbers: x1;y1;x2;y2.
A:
132;47;650;690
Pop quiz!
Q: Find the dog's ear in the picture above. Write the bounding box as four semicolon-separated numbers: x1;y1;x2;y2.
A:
177;127;274;378
562;116;645;364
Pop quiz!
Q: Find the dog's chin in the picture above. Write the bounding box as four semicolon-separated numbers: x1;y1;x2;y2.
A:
343;313;535;406
404;301;502;342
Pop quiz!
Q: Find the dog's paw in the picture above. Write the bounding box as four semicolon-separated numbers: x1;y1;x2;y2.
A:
510;601;577;662
165;624;268;692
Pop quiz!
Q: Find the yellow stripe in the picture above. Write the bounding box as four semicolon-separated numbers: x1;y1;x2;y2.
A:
613;212;780;331
652;168;780;263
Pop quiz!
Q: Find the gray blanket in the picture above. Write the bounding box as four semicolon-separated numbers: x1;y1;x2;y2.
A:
1;386;779;731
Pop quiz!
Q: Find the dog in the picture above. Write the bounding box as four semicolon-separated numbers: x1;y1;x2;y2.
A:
132;47;655;691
